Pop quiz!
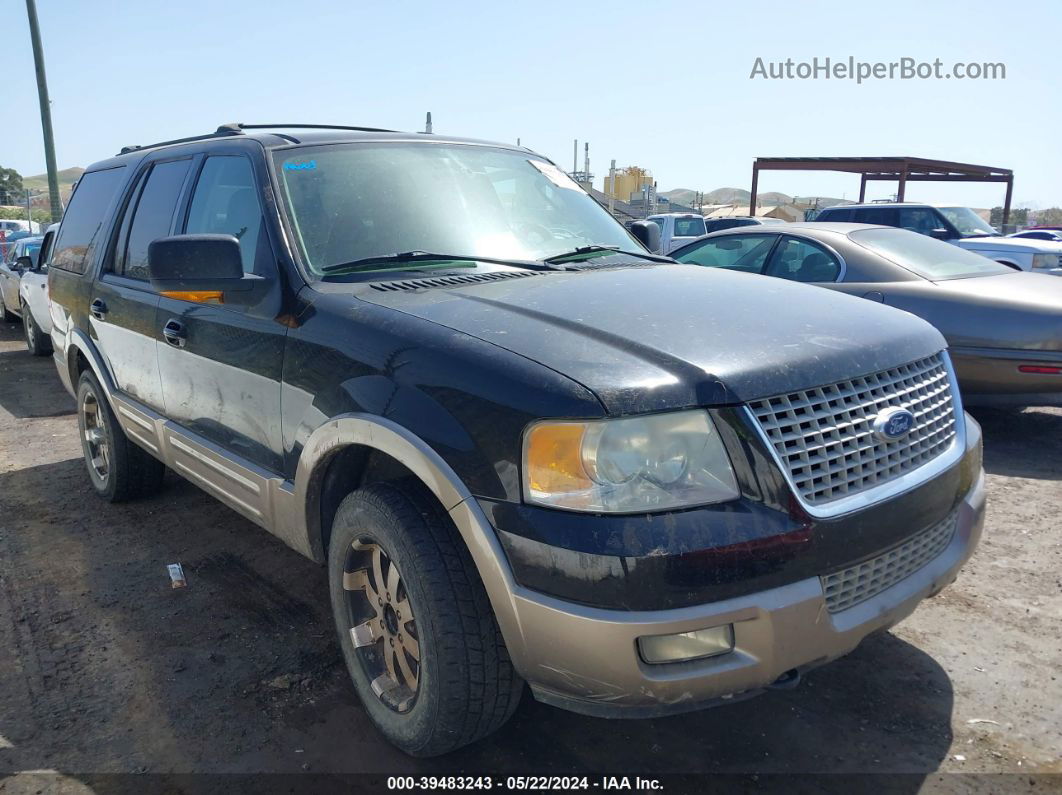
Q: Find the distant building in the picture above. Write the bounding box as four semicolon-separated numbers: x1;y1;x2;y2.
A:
603;166;654;203
706;204;802;222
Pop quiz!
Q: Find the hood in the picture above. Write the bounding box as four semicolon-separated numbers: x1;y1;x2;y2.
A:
357;265;945;414
958;237;1062;253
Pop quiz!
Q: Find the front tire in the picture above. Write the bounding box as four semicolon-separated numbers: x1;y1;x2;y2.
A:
76;370;166;502
22;304;51;356
328;482;522;756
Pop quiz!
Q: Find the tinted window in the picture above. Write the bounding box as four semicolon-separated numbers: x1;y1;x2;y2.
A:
852;207;898;226
674;234;777;272
764;237;841;282
185;156;263;273
120;159;191;280
52;167;127;273
850;228;1014;280
817;207;851;222
898;207;940;235
673;217;706;237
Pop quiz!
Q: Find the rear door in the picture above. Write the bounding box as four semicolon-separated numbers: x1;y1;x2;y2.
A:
155;152;286;473
93;156;193;410
762;235;843;283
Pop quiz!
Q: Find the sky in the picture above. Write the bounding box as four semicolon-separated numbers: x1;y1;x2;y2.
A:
4;0;1060;208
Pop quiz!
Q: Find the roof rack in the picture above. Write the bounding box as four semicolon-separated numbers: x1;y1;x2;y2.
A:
117;122;398;156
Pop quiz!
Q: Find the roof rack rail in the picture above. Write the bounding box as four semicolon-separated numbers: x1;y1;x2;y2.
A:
117;126;245;156
226;123;398;134
116;122;399;156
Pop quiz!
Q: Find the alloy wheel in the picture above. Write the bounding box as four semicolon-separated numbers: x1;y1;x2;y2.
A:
342;539;420;712
80;390;110;482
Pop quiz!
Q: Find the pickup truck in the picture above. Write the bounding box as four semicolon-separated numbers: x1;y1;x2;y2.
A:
646;212;708;253
48;123;985;756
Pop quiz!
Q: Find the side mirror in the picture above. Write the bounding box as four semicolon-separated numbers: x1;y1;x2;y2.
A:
929;228;951;241
630;220;661;253
15;256;33;271
148;234;259;302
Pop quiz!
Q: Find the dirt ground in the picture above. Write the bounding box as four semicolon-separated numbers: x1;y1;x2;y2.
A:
0;320;1059;790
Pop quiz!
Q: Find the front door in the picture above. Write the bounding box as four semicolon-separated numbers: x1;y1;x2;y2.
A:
155;154;286;473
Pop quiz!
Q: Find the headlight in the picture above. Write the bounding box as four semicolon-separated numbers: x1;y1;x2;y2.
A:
523;410;739;513
1031;253;1060;270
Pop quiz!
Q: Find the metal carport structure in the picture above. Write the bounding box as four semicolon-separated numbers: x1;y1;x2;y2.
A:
749;157;1014;225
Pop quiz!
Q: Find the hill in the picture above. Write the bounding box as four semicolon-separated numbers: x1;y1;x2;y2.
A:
23;167;84;192
661;187;850;209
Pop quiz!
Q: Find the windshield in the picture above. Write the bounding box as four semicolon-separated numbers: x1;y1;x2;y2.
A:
850;228;1015;280
938;206;998;237
272;143;641;274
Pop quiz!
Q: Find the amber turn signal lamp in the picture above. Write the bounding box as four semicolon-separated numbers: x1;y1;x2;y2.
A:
524;422;592;497
159;290;224;304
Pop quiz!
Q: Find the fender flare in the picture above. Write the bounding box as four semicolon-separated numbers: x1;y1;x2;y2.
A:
64;328;118;406
291;414;528;660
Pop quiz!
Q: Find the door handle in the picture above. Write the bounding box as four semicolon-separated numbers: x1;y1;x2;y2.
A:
162;318;187;348
90;298;108;320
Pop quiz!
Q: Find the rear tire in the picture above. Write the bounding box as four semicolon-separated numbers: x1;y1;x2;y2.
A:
76;370;166;502
0;294;15;323
328;482;522;756
22;304;51;356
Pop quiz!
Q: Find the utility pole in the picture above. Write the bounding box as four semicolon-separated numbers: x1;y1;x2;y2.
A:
25;189;33;232
25;0;61;222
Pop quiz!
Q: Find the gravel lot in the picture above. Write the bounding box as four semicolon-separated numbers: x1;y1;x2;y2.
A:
0;321;1059;789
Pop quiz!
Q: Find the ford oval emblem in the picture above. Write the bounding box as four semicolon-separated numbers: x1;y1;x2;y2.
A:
872;406;915;441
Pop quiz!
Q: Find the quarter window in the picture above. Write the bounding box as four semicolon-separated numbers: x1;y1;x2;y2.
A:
52;167;127;274
119;159;191;280
764;237;841;282
185;156;263;273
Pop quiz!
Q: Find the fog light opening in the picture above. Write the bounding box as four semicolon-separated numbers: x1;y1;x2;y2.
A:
638;624;735;664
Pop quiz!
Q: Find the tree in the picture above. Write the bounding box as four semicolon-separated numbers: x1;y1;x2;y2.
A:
0;167;24;206
1034;207;1062;227
989;206;1027;228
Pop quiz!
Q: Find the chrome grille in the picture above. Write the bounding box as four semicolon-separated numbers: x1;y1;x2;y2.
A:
749;353;957;505
821;510;958;613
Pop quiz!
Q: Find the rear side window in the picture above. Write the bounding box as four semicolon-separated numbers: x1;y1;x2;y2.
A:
185;156;263;273
764;237;841;282
852;207;898;226
119;159;192;280
52;167;127;274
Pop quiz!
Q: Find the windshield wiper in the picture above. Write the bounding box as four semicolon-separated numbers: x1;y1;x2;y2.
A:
320;251;566;275
543;245;673;264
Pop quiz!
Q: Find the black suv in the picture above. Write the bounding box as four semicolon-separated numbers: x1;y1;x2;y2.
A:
48;124;986;756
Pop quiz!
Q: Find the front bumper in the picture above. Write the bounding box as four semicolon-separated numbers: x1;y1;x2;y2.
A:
496;429;986;718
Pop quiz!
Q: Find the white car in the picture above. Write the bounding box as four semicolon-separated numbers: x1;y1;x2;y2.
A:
17;223;58;355
0;219;40;235
815;203;1062;275
646;213;708;253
